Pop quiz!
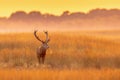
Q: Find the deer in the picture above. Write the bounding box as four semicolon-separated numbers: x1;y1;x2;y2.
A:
34;30;50;64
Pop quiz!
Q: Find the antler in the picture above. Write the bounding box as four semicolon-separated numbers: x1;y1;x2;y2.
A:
44;31;50;43
34;30;44;43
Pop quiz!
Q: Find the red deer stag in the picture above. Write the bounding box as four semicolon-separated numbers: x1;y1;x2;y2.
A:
34;30;50;64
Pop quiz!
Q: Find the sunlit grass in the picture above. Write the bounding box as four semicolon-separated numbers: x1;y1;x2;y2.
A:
0;32;120;68
0;68;120;80
0;31;120;80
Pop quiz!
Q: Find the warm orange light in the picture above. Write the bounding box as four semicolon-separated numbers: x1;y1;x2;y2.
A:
0;0;120;17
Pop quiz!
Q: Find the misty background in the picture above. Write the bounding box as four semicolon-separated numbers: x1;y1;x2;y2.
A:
0;8;120;32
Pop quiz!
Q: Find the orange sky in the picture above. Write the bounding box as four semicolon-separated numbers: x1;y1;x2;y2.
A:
0;0;120;17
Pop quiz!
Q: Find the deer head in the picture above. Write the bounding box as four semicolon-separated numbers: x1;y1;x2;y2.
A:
34;30;50;49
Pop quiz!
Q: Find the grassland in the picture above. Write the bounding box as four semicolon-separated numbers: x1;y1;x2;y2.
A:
0;68;120;80
0;31;120;80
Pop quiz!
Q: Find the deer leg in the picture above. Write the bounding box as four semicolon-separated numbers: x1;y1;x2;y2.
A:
42;56;45;64
37;55;40;64
38;57;41;64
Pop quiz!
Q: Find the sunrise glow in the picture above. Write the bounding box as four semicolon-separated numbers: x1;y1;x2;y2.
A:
0;0;120;17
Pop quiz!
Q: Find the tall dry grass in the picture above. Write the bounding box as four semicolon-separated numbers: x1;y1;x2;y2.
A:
0;68;120;80
0;31;120;80
0;31;120;69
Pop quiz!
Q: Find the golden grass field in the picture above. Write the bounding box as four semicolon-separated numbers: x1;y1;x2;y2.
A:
0;31;120;80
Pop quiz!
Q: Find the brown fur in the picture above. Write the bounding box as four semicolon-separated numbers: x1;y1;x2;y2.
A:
34;30;50;64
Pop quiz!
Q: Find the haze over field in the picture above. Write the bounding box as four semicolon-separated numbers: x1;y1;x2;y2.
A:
0;9;120;32
1;0;120;80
